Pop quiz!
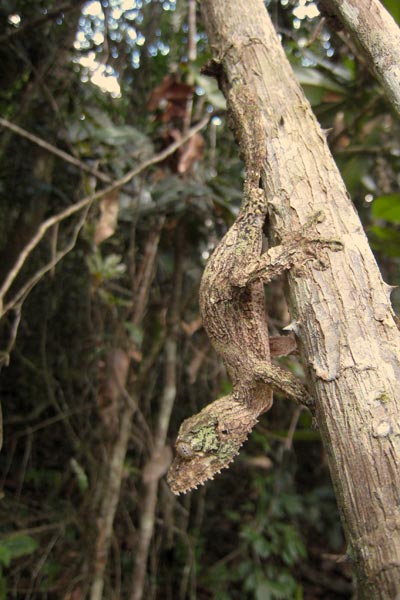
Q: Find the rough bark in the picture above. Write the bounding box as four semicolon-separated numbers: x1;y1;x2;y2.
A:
200;1;400;598
321;0;400;118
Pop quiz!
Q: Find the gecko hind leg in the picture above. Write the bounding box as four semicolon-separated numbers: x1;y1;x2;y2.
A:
253;360;313;408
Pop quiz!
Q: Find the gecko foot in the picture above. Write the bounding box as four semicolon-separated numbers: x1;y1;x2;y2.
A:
253;360;313;407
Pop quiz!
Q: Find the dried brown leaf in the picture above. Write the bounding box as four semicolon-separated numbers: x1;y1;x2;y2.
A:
94;189;119;246
147;75;194;110
177;133;204;174
269;334;297;357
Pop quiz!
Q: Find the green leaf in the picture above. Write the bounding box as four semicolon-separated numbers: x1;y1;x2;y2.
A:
368;226;400;257
70;458;89;493
198;80;226;110
293;66;347;94
339;155;371;194
300;49;354;82
255;581;273;600
253;537;272;559
87;252;126;282
189;67;227;110
0;535;38;566
92;124;151;147
372;194;400;223
0;549;10;569
125;323;144;347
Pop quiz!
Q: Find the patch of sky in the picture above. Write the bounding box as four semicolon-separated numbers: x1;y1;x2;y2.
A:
75;0;175;95
293;0;320;20
8;14;21;26
125;10;139;20
126;27;137;42
83;1;102;17
301;56;316;67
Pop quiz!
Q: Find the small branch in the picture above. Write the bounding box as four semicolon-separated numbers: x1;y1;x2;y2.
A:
90;398;136;600
322;0;400;117
182;0;197;135
1;201;91;318
0;118;112;183
335;145;398;157
0;308;21;368
283;405;303;451
132;218;166;326
89;224;166;600
129;227;184;600
0;115;210;318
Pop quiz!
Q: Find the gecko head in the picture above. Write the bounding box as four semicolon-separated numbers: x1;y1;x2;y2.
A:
166;395;258;495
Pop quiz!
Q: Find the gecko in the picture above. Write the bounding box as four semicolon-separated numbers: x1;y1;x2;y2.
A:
167;79;342;495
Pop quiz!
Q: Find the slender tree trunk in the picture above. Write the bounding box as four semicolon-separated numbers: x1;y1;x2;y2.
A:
201;1;400;598
90;221;165;600
130;227;184;600
322;0;400;118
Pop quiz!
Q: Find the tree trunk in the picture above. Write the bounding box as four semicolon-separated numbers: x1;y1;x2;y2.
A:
322;0;400;118
201;1;400;598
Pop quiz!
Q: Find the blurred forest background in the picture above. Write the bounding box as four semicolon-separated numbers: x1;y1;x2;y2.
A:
1;0;400;598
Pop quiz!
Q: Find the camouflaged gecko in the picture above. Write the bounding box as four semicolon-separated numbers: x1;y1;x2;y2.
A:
167;78;342;495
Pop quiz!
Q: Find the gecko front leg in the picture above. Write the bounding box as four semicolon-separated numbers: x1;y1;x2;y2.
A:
252;360;313;407
231;212;343;287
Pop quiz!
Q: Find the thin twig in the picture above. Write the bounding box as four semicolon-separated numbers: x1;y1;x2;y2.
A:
0;199;90;368
0;115;210;317
0;307;21;369
182;0;197;135
0;117;112;183
284;405;304;451
132;217;166;326
2;200;91;317
89;219;166;600
130;226;184;600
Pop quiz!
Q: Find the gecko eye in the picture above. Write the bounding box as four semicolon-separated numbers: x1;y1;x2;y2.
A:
175;441;195;460
218;421;229;436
